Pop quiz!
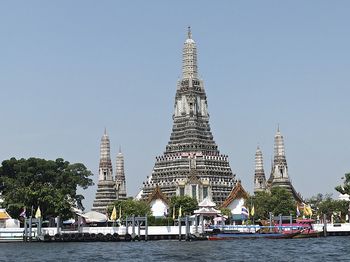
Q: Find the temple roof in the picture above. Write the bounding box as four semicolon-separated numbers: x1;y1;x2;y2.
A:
198;197;216;208
146;185;170;205
0;209;11;220
220;181;249;208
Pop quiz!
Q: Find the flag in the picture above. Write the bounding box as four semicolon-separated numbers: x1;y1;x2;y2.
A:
35;206;41;219
172;206;175;220
306;205;313;216
179;206;182;217
251;206;255;217
20;207;26;218
241;206;249;219
296;205;300;217
303;203;312;216
119;206;122;219
110;206;117;221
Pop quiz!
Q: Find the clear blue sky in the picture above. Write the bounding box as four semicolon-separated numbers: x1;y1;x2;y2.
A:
1;1;349;210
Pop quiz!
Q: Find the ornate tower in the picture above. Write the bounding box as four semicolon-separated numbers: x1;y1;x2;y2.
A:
254;146;266;193
115;147;127;200
267;127;303;202
268;127;289;187
92;129;117;212
140;27;237;205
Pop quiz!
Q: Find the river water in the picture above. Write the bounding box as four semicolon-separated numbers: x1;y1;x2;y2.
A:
0;237;349;261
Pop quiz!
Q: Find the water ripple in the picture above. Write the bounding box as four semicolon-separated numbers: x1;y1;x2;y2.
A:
0;237;350;262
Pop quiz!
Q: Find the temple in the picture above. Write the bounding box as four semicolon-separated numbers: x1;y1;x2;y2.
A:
140;27;237;205
115;147;127;200
257;128;303;202
92;130;128;212
253;146;267;193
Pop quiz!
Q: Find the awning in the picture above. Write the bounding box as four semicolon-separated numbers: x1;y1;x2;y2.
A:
80;211;107;223
194;207;221;216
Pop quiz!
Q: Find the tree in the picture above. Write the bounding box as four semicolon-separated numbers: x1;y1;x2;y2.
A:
335;172;350;196
169;196;198;217
220;207;231;218
317;195;348;220
108;199;151;218
0;157;93;219
250;188;296;220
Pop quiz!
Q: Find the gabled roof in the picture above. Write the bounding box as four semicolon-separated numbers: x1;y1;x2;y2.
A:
147;185;170;206
0;209;11;220
198;197;216;208
291;184;304;204
220;181;249;208
187;170;202;185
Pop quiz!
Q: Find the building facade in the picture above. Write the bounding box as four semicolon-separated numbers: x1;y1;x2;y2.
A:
140;28;237;205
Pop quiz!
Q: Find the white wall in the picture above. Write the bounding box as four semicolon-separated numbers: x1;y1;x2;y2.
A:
227;198;245;215
150;199;168;217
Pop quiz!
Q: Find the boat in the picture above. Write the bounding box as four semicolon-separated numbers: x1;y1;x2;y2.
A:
208;231;300;240
280;219;323;238
313;222;350;236
207;227;301;240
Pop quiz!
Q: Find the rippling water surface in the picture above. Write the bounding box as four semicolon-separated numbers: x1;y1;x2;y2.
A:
1;237;350;261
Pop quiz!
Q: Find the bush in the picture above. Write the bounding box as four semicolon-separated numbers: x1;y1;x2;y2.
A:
147;216;174;226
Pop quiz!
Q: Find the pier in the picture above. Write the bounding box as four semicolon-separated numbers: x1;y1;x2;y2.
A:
19;215;205;242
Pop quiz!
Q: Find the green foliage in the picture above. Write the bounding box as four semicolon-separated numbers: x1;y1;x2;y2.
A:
169;196;198;217
251;188;296;220
316;195;348;219
108;199;151;218
219;207;231;218
0;157;93;220
147;216;174;226
305;193;327;209
336;172;350;196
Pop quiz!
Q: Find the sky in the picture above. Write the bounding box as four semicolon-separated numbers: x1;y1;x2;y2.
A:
0;1;349;210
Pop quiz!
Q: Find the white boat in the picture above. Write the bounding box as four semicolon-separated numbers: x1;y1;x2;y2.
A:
313;222;350;236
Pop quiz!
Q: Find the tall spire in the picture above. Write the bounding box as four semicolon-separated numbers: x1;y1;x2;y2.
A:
254;146;266;193
255;146;264;173
92;130;117;213
99;129;113;181
115;149;127;200
272;127;288;179
274;127;286;160
140;28;236;205
182;26;198;79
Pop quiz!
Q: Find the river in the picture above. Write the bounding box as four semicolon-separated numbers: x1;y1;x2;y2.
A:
0;237;349;261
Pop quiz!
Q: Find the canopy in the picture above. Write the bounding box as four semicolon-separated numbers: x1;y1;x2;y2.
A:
198;198;216;208
194;207;221;216
213;216;227;222
81;211;107;223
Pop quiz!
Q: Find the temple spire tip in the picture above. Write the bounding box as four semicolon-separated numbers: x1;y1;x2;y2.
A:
187;26;192;39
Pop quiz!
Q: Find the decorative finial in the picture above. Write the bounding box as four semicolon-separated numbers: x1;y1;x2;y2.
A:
104;127;107;135
119;145;122;153
277;123;280;132
187;26;192;39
